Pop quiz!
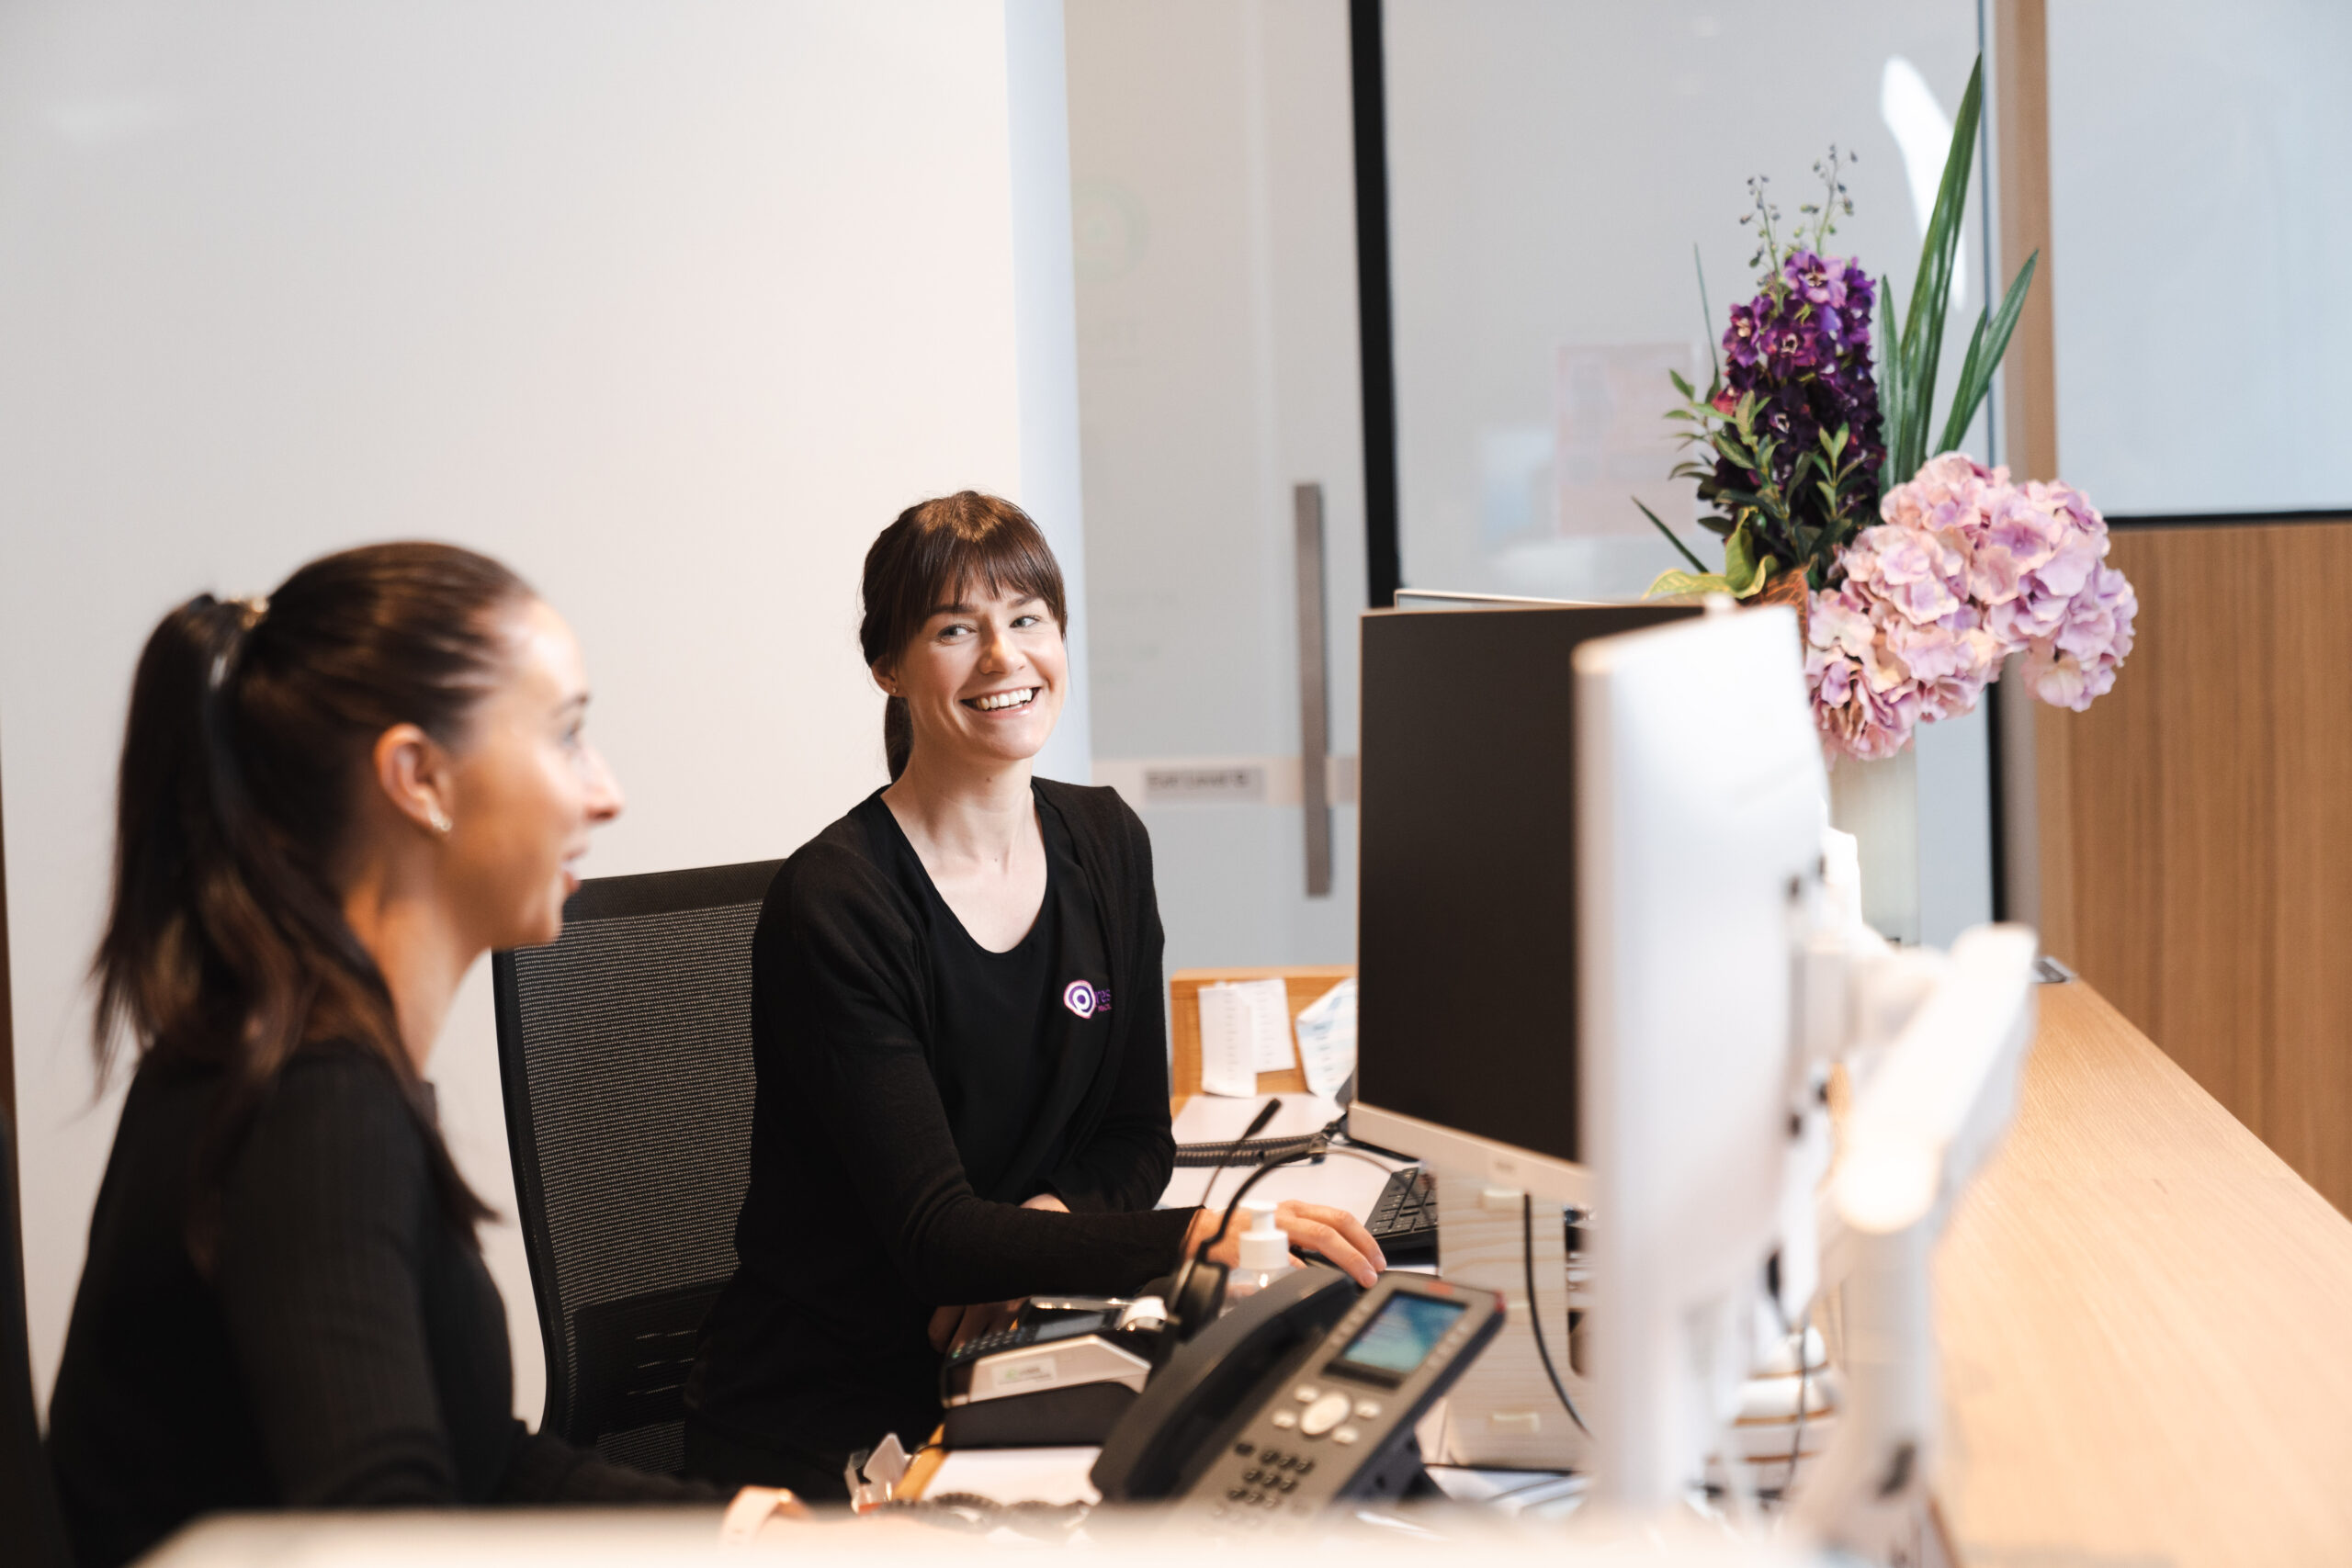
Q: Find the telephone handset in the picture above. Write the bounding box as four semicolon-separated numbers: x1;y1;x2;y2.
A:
1091;1264;1360;1503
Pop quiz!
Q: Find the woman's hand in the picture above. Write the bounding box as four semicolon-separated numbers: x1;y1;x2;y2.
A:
1185;1201;1387;1288
926;1190;1071;1352
927;1296;1023;1353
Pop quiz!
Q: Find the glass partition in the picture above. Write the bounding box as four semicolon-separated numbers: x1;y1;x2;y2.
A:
2047;0;2352;515
1384;0;1988;601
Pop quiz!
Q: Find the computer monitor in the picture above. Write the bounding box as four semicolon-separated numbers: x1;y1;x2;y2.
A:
1573;605;1826;1506
1348;600;1697;1202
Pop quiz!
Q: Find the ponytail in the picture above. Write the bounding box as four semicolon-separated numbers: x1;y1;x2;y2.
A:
94;546;527;1260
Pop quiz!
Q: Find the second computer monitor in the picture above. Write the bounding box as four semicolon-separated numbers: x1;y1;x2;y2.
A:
1350;601;1697;1199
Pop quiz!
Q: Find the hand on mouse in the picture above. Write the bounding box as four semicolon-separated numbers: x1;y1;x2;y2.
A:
1187;1201;1385;1288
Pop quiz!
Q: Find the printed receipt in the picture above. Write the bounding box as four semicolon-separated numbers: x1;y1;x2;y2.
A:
1197;977;1295;1095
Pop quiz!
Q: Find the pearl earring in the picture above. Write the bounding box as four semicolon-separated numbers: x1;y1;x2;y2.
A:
427;805;453;835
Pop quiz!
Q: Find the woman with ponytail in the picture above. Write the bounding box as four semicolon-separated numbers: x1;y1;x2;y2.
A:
43;545;793;1566
681;493;1383;1496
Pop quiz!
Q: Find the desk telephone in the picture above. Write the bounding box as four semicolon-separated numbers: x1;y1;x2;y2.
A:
1091;1266;1504;1522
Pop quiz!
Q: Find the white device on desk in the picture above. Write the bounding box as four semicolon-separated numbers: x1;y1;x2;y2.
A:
1350;599;1832;1492
1795;923;2038;1562
1573;603;1828;1510
1169;1272;1505;1531
938;1296;1166;1448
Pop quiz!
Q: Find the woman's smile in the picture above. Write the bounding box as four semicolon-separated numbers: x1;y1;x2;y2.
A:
965;686;1039;713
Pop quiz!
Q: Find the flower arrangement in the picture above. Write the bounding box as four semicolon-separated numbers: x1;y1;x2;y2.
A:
1644;57;2135;759
1808;454;2137;757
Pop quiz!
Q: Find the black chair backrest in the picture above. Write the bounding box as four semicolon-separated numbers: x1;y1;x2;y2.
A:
5;1111;72;1568
492;859;779;1476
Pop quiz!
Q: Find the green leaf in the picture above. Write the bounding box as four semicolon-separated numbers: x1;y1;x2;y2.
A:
1894;55;1985;483
1645;568;1737;600
1668;367;1698;400
1937;249;2039;456
1876;273;1906;492
1723;521;1778;598
1634;496;1710;572
1695;243;1719;384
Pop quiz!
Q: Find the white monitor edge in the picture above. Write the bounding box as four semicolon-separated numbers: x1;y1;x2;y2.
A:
1346;1100;1592;1208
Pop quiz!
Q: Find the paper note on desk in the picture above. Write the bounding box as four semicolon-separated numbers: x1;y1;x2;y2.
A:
1293;977;1356;1099
1197;977;1294;1093
922;1446;1101;1506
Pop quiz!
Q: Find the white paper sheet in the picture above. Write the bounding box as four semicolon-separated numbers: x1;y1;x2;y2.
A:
921;1446;1102;1506
1292;977;1357;1099
1195;977;1293;1093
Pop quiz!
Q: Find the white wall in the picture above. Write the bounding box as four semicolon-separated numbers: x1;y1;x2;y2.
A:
0;0;1086;1418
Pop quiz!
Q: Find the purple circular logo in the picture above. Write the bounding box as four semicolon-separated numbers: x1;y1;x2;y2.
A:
1062;980;1098;1019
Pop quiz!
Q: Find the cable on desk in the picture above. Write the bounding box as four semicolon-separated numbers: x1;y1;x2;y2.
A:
1522;1193;1590;1436
1784;1308;1813;1500
1171;1114;1349;1168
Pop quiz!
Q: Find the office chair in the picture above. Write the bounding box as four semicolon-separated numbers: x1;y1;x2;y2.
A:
5;1111;73;1568
492;859;779;1476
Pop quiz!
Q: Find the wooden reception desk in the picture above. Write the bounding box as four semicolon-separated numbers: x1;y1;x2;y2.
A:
919;972;2352;1563
1937;979;2352;1564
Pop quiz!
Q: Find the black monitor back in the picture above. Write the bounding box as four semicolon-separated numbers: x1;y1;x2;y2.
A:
1356;603;1697;1167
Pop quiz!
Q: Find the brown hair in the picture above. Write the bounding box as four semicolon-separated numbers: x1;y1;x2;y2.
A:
859;491;1068;780
94;542;533;1258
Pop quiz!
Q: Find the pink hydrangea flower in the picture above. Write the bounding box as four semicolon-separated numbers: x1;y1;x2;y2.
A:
1804;454;2136;759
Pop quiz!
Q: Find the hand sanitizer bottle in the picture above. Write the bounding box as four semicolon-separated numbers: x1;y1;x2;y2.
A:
1220;1201;1293;1310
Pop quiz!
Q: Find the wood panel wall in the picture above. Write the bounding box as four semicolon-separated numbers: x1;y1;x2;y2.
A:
2038;520;2352;1217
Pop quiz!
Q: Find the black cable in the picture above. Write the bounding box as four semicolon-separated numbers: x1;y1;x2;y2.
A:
1221;1098;1283;1167
1170;1113;1349;1168
1785;1309;1813;1498
1521;1193;1590;1436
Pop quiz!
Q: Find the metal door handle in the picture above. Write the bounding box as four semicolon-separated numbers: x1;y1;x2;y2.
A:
1295;482;1332;898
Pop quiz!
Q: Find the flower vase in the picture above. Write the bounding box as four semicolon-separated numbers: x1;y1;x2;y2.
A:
1827;747;1921;945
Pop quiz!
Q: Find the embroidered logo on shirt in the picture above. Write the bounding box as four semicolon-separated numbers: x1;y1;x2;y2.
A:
1063;980;1101;1019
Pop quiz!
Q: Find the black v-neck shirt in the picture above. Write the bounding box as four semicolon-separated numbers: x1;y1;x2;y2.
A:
686;782;1189;1472
888;800;1070;1198
45;1043;714;1568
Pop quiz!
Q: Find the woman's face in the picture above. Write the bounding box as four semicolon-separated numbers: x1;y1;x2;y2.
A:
881;581;1067;775
441;598;625;949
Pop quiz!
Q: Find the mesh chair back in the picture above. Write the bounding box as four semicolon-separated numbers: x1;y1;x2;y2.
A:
492;859;779;1475
5;1111;71;1568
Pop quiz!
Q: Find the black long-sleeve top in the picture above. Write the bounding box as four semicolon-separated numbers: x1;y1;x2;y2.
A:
45;1042;713;1568
684;780;1192;1466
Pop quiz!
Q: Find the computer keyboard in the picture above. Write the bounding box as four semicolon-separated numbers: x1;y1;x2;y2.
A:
1365;1165;1439;1262
1363;1166;1586;1267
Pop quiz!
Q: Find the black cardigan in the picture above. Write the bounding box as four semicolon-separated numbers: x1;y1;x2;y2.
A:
45;1044;713;1568
684;780;1192;1463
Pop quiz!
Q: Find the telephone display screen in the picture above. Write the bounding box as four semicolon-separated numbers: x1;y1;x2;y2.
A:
1329;1293;1466;1380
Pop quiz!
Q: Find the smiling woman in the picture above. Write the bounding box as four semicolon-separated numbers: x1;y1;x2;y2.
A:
681;494;1385;1498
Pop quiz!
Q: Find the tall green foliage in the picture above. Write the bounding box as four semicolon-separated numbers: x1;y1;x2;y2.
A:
1876;57;2041;492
